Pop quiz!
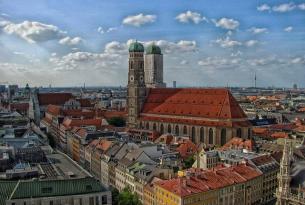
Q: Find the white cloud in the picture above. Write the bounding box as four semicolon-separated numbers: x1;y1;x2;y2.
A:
213;18;239;30
257;4;271;11
97;26;117;34
104;41;126;54
180;60;189;65
0;20;11;27
272;2;296;12
291;57;305;64
2;20;65;43
122;13;156;27
245;40;259;47
198;57;241;72
127;39;197;53
214;37;242;48
59;36;83;46
248;27;268;34
175;11;208;24
284;26;293;32
299;3;305;10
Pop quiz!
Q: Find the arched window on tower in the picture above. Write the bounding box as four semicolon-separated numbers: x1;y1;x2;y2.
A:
191;127;196;143
237;128;242;138
183;126;187;135
200;127;205;143
221;129;227;146
209;128;214;144
175;125;179;136
168;124;171;134
160;124;164;134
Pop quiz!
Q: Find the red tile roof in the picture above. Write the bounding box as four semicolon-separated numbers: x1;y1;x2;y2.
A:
155;164;261;197
176;139;197;159
220;137;255;151
46;105;61;116
62;118;102;129
76;98;93;107
142;88;247;119
270;132;288;139
10;102;29;112
38;93;73;106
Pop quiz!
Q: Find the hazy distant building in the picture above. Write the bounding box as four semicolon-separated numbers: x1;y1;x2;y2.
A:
144;44;166;88
0;85;5;93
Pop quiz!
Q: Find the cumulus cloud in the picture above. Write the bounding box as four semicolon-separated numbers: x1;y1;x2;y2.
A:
59;36;83;46
272;2;296;12
122;13;156;27
180;60;189;65
198;57;241;72
1;20;65;43
104;41;126;54
97;26;118;34
299;3;305;10
214;37;242;48
291;57;305;64
284;26;293;32
127;39;197;53
245;40;259;47
248;27;268;34
213;18;239;30
257;4;271;11
175;11;208;24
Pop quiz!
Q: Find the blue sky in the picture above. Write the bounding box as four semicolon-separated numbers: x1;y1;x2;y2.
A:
0;0;304;87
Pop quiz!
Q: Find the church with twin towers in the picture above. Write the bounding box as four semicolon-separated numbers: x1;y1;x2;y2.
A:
127;41;252;146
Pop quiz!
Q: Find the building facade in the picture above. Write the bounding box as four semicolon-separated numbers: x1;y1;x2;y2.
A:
126;42;252;146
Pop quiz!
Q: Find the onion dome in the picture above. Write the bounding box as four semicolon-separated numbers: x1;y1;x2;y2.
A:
146;44;162;55
129;41;144;52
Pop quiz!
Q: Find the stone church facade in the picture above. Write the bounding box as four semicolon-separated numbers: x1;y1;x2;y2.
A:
127;41;252;146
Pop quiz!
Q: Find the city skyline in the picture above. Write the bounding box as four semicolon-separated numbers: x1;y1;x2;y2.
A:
0;0;305;87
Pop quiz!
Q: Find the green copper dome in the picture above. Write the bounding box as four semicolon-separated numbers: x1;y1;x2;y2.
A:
129;41;144;52
146;44;162;55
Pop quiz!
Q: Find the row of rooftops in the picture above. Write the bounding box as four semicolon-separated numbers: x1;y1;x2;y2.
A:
155;164;261;197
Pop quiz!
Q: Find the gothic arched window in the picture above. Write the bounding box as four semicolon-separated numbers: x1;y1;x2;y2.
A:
209;128;214;144
191;127;196;142
183;126;187;135
160;124;164;134
175;125;179;136
221;128;227;146
168;124;171;134
200;127;205;143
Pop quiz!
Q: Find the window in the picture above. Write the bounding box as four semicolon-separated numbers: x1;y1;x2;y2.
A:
146;122;149;130
168;124;171;133
200;127;204;143
89;197;94;205
191;127;196;142
248;128;251;139
183;126;187;135
153;123;157;131
237;128;242;138
221;128;227;146
102;195;108;204
175;125;179;135
49;201;53;205
95;196;99;205
209;128;213;144
160;124;164;134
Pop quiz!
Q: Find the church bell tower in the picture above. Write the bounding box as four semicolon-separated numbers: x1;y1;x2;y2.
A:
127;41;146;128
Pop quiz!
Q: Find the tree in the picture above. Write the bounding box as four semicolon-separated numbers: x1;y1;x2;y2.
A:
111;188;120;205
183;155;195;169
108;117;126;127
118;187;142;205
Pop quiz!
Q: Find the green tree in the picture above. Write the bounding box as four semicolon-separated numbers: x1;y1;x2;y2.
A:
111;188;120;205
118;187;142;205
107;117;126;127
183;155;195;169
